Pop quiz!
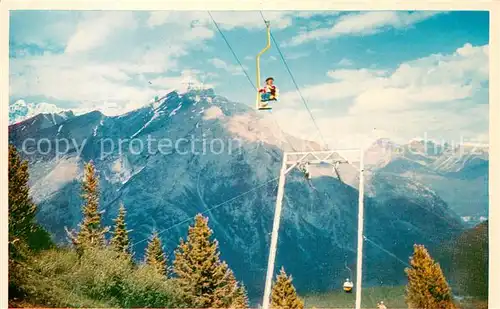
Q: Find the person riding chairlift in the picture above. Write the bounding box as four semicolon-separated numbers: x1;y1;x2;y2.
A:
259;77;279;102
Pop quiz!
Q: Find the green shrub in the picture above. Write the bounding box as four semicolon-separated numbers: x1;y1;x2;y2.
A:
16;247;184;308
121;265;185;308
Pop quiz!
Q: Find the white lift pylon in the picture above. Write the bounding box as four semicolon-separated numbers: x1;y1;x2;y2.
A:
261;149;365;309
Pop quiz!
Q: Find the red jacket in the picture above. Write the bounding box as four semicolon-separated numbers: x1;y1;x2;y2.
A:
259;85;277;96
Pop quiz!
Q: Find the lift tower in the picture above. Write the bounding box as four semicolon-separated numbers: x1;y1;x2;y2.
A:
261;149;365;309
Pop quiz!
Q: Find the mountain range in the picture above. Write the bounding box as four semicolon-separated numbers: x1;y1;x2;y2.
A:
364;138;489;220
8;89;487;299
8;99;73;125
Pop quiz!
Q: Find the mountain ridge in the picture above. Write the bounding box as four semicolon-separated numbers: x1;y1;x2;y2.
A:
9;89;469;299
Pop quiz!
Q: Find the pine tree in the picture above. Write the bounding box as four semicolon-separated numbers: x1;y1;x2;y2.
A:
405;244;455;309
173;214;235;308
111;203;131;256
214;267;248;308
145;231;167;276
8;145;37;258
231;283;249;309
271;267;304;309
66;161;109;250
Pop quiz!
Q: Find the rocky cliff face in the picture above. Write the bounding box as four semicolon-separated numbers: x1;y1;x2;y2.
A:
9;89;466;298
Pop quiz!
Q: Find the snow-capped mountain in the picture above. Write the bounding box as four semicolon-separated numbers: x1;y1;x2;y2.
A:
364;138;489;218
9;111;76;143
9;99;73;125
365;138;488;173
9;89;466;298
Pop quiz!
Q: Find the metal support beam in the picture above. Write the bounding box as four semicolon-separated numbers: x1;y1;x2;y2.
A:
285;159;349;165
283;149;360;156
261;149;363;309
262;153;288;309
355;148;365;309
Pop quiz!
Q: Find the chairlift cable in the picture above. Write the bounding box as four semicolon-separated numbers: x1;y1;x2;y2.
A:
208;11;299;152
258;11;328;150
208;11;256;90
132;176;279;247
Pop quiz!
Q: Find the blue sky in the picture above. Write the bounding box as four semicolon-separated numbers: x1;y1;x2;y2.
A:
9;10;489;146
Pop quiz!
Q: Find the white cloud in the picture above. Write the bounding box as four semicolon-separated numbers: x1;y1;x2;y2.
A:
9;53;216;116
276;43;489;145
146;10;344;32
294;11;342;18
148;70;216;93
11;11;220;117
338;58;353;67
350;43;488;114
245;55;277;62
9;99;65;124
286;51;310;60
10;11;79;50
280;68;387;104
274;102;488;149
350;84;473;114
209;58;247;76
288;11;442;46
123;44;187;74
147;11;293;31
327;68;387;81
65;12;138;53
281;43;488;113
147;11;172;28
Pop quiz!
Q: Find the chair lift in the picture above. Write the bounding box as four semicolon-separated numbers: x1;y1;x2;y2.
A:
343;261;354;293
256;20;274;111
298;162;311;180
343;278;354;293
333;161;343;183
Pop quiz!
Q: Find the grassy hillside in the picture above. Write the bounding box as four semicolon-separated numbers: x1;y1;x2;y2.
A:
304;286;406;308
436;220;488;299
303;285;487;309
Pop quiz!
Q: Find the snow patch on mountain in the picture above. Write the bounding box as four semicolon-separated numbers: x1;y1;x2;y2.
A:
131;110;161;138
107;156;147;186
9;100;67;124
92;118;105;137
169;103;183;117
110;157;132;184
203;106;224;120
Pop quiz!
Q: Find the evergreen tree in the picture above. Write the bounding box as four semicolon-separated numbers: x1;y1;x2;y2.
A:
173;214;235;308
110;203;131;256
8;144;37;258
271;267;304;309
214;267;248;308
8;145;53;302
144;231;167;276
231;283;249;309
66;162;108;250
405;244;455;309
